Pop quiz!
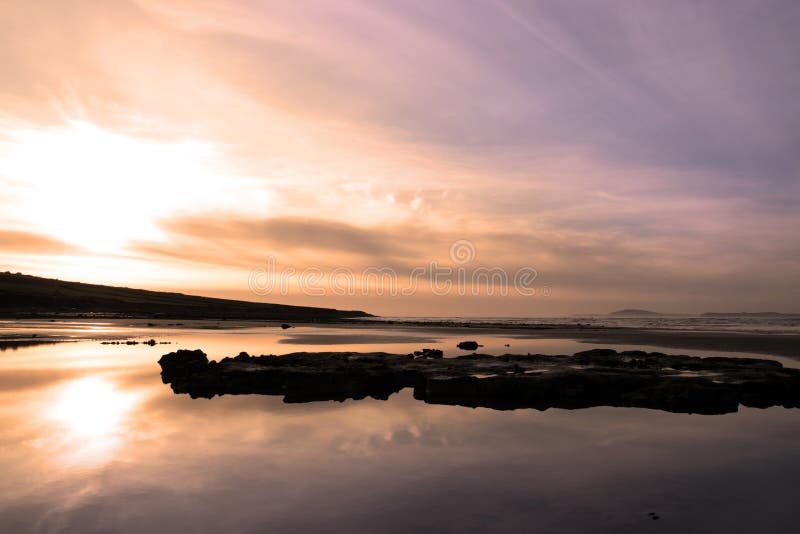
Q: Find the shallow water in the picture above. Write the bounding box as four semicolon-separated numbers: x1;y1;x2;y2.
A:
368;314;800;334
1;322;799;533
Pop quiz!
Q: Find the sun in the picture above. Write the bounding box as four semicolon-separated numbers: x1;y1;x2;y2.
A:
0;120;232;252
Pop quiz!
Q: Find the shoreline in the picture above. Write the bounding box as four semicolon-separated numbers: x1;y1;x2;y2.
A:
1;317;798;359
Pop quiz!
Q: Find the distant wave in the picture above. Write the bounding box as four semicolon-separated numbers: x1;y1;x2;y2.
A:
359;315;800;335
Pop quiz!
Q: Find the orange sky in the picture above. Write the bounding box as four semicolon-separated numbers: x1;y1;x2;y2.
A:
1;1;798;315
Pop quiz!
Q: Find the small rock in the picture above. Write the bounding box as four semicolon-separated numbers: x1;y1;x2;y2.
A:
457;341;482;351
413;348;443;359
574;348;617;358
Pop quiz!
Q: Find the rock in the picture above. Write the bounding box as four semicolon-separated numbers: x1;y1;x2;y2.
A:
145;339;157;346
281;324;292;329
457;341;482;350
157;349;210;384
574;348;618;358
157;348;800;413
413;348;444;359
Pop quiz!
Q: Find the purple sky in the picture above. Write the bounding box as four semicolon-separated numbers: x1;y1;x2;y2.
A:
1;0;798;315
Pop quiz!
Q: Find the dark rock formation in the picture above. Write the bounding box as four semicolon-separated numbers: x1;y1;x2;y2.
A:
158;349;210;384
102;338;170;346
281;324;292;329
413;348;444;359
157;348;800;414
457;341;482;350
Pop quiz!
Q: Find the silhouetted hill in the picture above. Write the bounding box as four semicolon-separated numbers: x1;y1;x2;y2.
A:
0;272;371;320
609;309;662;316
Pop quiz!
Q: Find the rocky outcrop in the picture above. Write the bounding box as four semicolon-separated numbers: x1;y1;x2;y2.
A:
157;348;800;415
413;348;443;359
159;349;210;383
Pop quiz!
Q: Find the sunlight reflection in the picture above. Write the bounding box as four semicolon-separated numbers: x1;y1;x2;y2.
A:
46;376;141;465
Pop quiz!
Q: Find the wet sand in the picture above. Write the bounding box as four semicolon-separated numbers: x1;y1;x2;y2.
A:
335;320;800;359
2;318;798;359
378;323;800;358
559;327;800;358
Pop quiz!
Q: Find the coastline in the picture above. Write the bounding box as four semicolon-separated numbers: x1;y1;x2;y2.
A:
1;317;799;359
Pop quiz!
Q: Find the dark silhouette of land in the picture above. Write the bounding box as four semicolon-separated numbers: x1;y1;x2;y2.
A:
159;348;800;415
0;272;370;320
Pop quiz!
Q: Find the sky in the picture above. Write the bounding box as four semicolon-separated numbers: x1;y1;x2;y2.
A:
1;0;798;316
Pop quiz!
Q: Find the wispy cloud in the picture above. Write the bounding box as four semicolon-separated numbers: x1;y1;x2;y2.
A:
0;0;798;313
0;229;79;254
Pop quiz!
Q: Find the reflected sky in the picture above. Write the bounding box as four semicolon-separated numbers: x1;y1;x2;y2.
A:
45;376;143;465
0;324;799;533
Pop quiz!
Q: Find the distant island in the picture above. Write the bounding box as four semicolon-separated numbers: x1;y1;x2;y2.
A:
608;309;662;316
0;272;370;320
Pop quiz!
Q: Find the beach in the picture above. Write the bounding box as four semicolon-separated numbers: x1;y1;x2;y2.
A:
3;317;799;360
0;318;799;532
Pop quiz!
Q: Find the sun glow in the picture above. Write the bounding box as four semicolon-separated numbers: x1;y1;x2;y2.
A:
46;376;141;464
0;120;265;252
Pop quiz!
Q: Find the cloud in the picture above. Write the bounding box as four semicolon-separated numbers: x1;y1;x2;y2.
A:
0;229;79;254
155;216;417;258
0;0;798;313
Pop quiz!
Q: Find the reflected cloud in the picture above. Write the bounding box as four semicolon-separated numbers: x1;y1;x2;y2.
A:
0;336;798;532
